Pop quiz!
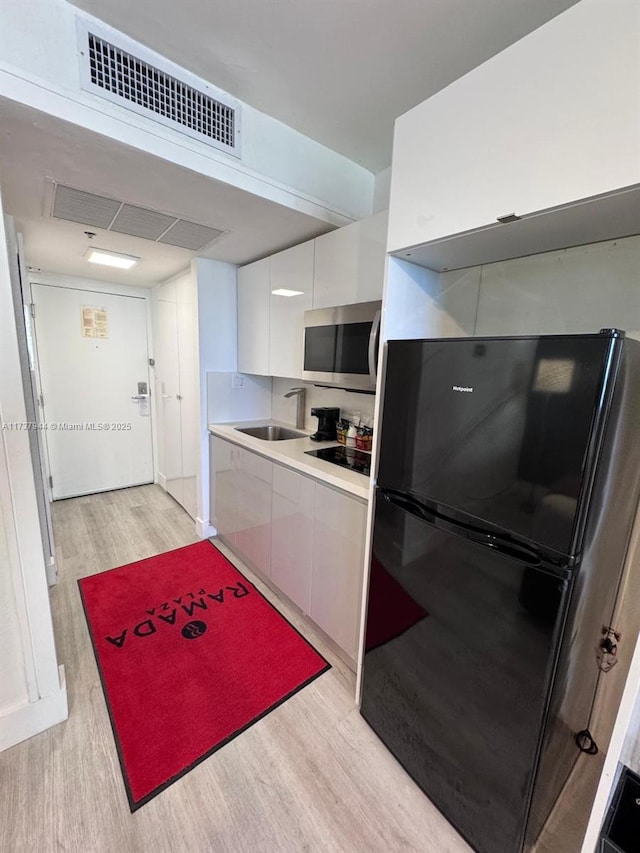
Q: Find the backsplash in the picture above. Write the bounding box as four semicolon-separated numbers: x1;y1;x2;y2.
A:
207;372;272;424
271;377;375;430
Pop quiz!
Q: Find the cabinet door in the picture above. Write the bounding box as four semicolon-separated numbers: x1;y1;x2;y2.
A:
356;210;388;303
388;1;640;255
211;437;237;546
271;464;315;613
312;222;359;309
235;447;272;577
310;483;366;661
269;241;314;378
237;258;270;375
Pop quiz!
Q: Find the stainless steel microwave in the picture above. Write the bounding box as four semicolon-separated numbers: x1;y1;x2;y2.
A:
303;300;382;392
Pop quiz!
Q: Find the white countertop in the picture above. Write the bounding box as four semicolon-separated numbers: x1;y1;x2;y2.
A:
208;419;370;501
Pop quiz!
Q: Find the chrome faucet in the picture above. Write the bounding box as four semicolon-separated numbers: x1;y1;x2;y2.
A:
284;386;306;430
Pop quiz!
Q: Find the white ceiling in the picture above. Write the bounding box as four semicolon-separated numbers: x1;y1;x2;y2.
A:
0;99;335;286
70;0;578;173
0;1;580;287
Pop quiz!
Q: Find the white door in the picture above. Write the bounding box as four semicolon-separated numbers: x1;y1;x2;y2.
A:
31;284;153;499
153;293;183;505
152;272;198;520
175;273;199;520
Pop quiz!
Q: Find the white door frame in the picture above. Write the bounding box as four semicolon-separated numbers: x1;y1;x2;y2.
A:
6;227;58;584
0;194;67;750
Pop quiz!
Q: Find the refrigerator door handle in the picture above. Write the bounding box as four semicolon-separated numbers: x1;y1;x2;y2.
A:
467;532;541;567
383;489;542;566
383;490;434;523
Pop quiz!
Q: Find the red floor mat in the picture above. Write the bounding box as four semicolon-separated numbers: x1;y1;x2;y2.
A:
79;540;330;810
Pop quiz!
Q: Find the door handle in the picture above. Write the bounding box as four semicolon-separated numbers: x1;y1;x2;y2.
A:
131;394;149;401
161;394;173;399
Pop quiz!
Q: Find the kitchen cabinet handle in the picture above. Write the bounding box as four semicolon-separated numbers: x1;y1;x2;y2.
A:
368;309;382;386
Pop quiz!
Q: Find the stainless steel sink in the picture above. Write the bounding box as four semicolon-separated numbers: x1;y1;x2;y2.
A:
235;425;306;441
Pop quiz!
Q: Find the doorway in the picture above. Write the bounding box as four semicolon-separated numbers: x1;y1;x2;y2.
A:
31;283;153;499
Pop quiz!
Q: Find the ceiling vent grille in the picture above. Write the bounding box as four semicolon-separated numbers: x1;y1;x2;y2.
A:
51;184;226;252
78;20;240;157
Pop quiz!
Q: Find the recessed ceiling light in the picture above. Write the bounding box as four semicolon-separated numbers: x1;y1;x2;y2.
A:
271;288;304;297
85;247;140;270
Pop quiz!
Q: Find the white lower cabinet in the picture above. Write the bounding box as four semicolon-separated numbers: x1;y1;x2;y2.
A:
210;435;367;664
236;447;273;579
211;436;238;545
271;464;315;613
310;482;367;661
210;437;272;578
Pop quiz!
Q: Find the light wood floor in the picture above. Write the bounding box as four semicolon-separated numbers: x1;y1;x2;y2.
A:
0;485;474;853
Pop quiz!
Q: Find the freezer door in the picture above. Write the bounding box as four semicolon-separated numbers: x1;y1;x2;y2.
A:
360;494;572;853
378;335;614;557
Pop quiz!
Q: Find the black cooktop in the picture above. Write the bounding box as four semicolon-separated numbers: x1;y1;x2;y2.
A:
305;445;371;476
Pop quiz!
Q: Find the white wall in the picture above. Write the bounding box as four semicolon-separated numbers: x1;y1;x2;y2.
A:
0;0;374;224
0;456;30;713
373;167;391;214
195;258;244;533
0;193;67;751
382;257;476;342
475;236;640;337
622;686;640;774
206;373;272;425
384;235;640;343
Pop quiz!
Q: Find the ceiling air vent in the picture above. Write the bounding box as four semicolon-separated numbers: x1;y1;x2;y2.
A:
77;20;240;157
51;183;226;252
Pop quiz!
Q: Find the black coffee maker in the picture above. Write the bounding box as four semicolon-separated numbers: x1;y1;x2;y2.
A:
310;407;340;442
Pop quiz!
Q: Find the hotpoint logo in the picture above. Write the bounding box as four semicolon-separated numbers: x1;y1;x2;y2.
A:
452;385;474;393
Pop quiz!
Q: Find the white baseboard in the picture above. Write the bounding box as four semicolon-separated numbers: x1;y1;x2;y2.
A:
196;517;216;539
0;665;68;752
157;472;167;490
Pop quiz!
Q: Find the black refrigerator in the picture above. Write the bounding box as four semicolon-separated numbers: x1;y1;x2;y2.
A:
360;330;640;853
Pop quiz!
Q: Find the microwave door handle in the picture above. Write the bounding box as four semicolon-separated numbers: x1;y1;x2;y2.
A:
368;309;382;385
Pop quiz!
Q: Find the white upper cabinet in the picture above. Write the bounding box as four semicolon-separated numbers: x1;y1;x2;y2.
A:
314;211;388;309
313;221;360;309
356;210;388;303
237;257;270;375
388;0;640;267
269;241;314;378
237;214;387;376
